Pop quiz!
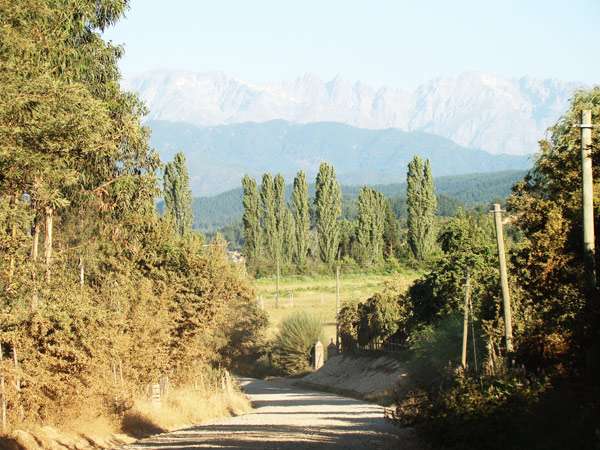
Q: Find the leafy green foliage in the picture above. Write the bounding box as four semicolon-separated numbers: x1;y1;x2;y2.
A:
0;0;267;431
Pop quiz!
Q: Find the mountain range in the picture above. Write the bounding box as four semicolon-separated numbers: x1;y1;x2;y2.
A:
126;70;581;156
149;120;531;196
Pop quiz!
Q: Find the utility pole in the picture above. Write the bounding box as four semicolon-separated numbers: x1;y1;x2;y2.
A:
461;271;471;369
492;203;513;352
580;110;596;288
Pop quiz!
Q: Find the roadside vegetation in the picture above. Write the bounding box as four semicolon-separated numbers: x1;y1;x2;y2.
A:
335;90;600;449
0;2;266;446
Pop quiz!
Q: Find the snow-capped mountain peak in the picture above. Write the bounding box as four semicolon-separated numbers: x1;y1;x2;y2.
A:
124;70;583;155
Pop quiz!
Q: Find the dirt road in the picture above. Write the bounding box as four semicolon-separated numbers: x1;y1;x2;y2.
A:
124;378;419;449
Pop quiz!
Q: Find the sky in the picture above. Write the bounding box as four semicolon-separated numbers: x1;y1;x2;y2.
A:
103;0;600;88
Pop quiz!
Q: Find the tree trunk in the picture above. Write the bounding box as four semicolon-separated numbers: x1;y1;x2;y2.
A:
79;255;84;287
44;206;53;283
6;194;16;287
31;215;40;310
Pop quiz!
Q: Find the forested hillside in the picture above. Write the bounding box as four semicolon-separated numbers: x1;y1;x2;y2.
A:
190;170;526;232
148;120;531;195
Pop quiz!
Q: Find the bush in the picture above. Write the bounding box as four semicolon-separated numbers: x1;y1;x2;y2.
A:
407;314;465;386
337;302;360;352
271;312;324;375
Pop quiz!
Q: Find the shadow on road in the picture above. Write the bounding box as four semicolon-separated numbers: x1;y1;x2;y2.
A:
127;378;412;450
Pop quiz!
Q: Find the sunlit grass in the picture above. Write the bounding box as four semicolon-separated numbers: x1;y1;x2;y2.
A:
254;270;421;345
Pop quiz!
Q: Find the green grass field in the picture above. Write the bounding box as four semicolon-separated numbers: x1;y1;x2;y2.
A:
254;270;421;345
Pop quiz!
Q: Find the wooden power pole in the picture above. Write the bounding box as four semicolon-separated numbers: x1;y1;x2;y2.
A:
580;110;596;288
461;271;471;369
492;203;514;352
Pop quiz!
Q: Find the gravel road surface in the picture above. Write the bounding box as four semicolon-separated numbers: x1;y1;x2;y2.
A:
124;377;419;449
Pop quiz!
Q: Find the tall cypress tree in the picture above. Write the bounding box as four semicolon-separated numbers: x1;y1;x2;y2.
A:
163;152;193;236
315;162;342;265
242;175;261;262
406;156;437;259
292;171;310;267
260;173;276;259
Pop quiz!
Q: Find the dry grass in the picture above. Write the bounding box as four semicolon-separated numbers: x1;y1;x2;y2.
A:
255;270;420;345
1;373;251;449
122;384;250;438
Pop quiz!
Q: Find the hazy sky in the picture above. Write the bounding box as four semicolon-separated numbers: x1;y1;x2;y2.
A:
104;0;599;88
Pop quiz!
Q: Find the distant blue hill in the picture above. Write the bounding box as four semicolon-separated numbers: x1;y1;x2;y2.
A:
148;120;532;196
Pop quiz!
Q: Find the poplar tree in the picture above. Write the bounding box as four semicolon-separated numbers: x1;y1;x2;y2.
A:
241;175;261;262
163;152;194;236
356;187;386;265
260;173;276;259
292;171;310;267
273;174;286;263
407;156;437;260
283;209;296;265
315;162;342;265
383;200;400;258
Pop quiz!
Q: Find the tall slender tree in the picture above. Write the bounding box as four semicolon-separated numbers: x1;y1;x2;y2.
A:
383;200;400;259
283;208;296;265
292;171;310;267
241;175;261;263
356;187;387;265
406;156;437;260
163;152;194;236
273;174;287;263
260;173;276;259
315;162;342;265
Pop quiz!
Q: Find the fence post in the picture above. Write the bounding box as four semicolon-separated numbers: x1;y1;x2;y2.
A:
313;341;324;370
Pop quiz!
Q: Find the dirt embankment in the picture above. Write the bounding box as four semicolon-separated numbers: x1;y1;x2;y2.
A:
299;353;409;404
